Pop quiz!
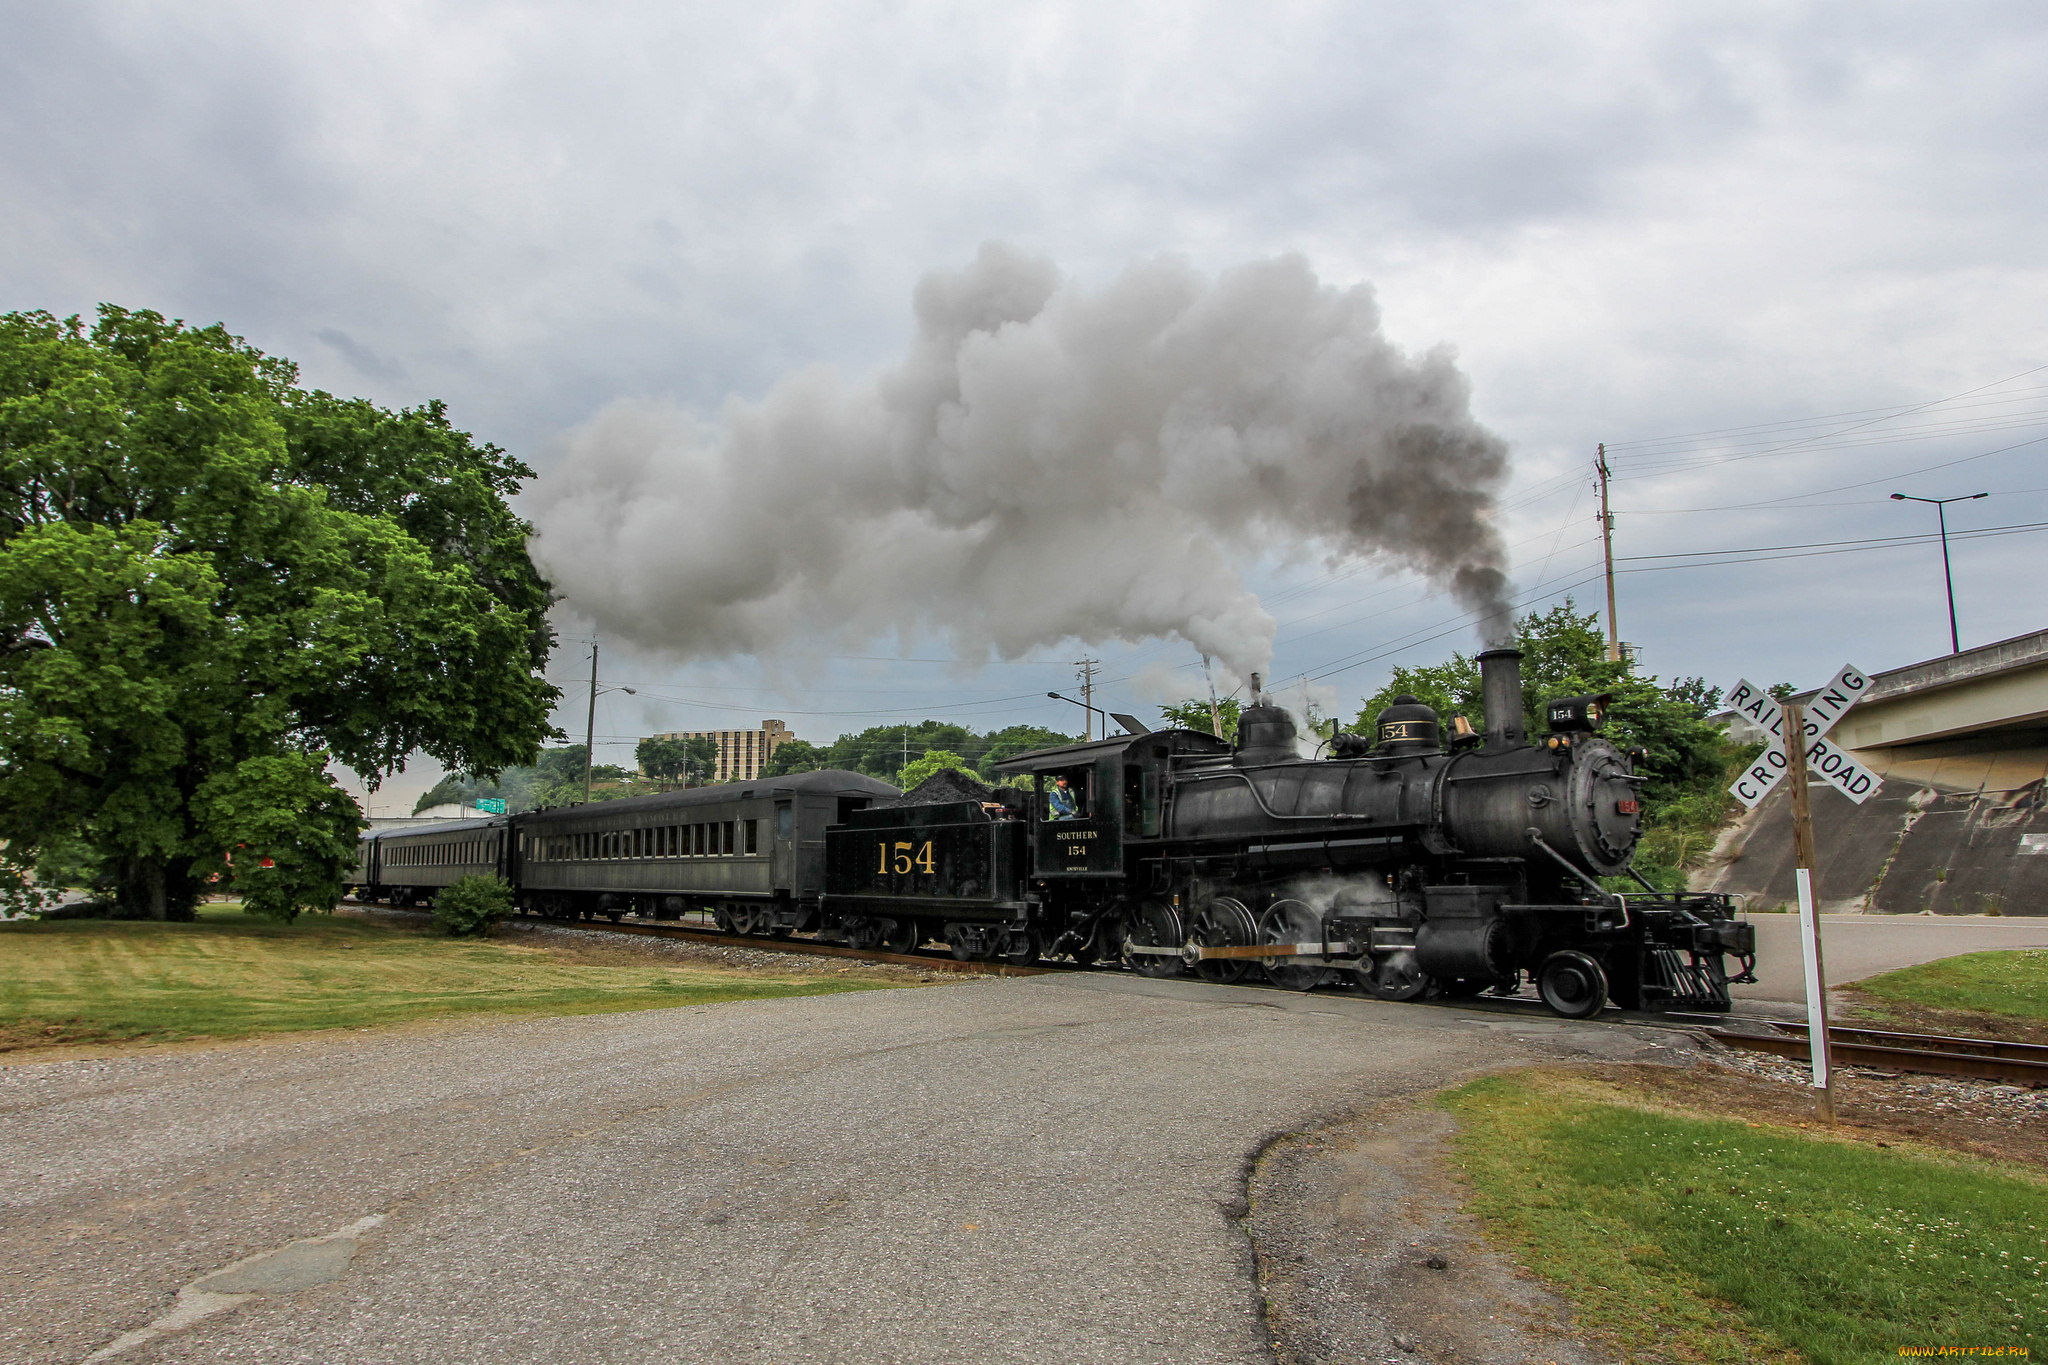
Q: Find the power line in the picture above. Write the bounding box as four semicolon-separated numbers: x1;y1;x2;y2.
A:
1614;518;2048;563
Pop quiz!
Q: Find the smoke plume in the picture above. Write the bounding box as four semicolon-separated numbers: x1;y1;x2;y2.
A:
530;245;1515;681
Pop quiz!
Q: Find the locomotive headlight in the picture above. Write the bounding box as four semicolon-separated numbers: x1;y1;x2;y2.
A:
1544;693;1612;734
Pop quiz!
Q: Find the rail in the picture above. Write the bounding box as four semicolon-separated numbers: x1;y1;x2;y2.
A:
342;901;1058;978
1701;1020;2047;1088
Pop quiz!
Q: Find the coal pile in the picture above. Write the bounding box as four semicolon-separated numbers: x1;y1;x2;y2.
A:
882;768;1003;808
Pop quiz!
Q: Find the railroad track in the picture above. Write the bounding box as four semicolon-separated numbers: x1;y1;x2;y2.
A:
344;901;1060;978
1697;1019;2047;1088
345;902;2045;1085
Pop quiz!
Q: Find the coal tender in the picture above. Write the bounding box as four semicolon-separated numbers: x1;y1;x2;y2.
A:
826;644;1754;1017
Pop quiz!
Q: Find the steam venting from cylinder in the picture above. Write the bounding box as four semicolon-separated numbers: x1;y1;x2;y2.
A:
530;244;1517;680
1478;646;1526;751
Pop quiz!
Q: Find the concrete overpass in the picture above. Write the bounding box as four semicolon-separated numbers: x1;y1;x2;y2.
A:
1699;627;2048;915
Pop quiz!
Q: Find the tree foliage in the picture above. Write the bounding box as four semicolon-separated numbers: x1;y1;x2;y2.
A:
1159;696;1241;740
0;307;558;920
817;721;1076;782
635;736;691;782
432;873;513;936
894;748;979;791
761;738;824;777
681;737;718;785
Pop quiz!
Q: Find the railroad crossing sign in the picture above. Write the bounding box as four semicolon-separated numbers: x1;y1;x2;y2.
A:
1725;664;1883;809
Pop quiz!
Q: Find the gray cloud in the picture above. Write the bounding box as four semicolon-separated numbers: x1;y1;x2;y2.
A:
531;245;1513;681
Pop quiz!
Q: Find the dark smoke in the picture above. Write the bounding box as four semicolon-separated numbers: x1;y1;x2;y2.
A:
531;244;1516;679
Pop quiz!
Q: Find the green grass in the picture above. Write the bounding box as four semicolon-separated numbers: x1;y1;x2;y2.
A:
1848;949;2048;1023
0;905;901;1051
1442;1071;2046;1364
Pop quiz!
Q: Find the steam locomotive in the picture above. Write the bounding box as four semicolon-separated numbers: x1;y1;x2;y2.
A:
349;646;1754;1018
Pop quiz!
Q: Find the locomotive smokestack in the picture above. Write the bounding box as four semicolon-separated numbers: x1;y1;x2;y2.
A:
1477;646;1526;751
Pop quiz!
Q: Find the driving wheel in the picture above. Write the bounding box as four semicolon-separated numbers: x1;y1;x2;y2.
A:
1121;900;1185;978
1259;899;1333;992
1189;896;1257;985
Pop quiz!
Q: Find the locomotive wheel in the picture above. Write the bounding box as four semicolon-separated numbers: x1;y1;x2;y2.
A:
1537;951;1610;1019
880;917;919;954
1000;929;1041;967
1121;900;1185;978
1362;951;1429;1001
1258;899;1333;992
944;923;976;961
1189;897;1257;985
843;917;882;951
727;905;756;935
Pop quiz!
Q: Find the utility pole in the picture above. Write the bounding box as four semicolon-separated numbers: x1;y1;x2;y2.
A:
1075;658;1099;741
1203;655;1223;738
1783;701;1835;1124
1890;491;1989;654
582;641;600;805
1597;443;1619;662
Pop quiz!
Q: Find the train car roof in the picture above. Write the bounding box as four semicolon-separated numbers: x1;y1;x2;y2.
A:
519;768;899;822
988;728;1233;775
364;816;508;842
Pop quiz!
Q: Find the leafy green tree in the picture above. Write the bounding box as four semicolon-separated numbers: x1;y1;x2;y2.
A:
636;736;691;782
895;749;978;791
975;725;1073;775
761;738;824;776
825;722;972;780
1159;698;1241;740
683;738;717;785
432;873;513;936
410;746;594;815
0;307;558;920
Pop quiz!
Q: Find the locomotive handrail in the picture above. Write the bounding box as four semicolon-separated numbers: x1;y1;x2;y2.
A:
1523;827;1619;903
1179;768;1373;822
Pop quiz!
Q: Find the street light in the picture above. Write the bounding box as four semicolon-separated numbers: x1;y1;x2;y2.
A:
581;640;636;803
1047;690;1108;737
1889;491;1989;654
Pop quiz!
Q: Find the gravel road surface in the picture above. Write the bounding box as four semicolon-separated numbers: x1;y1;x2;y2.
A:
1;973;1667;1365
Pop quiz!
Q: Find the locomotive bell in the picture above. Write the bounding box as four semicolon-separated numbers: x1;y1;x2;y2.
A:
1373;694;1441;756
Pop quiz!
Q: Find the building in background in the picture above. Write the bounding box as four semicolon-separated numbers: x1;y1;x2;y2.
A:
648;720;796;784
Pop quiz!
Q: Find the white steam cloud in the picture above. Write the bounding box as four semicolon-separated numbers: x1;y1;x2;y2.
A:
531;244;1514;681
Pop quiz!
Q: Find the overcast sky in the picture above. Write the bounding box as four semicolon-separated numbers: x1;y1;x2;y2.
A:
6;1;2044;811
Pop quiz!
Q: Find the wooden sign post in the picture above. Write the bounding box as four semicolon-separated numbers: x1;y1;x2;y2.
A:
1782;701;1835;1123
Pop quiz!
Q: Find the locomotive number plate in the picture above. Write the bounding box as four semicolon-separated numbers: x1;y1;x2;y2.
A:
878;840;938;875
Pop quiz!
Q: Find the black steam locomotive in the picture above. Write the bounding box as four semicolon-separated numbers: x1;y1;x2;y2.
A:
349;646;1753;1018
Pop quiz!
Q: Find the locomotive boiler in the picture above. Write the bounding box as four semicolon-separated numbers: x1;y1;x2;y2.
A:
826;645;1754;1017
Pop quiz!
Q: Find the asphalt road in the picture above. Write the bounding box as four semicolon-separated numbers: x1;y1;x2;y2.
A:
1;974;1665;1365
1733;913;2048;1004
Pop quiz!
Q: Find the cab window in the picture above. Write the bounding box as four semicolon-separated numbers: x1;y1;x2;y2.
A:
1041;767;1090;820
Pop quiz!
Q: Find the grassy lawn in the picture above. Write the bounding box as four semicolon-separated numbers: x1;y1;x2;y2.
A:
1443;1070;2045;1364
0;905;903;1052
1847;948;2048;1023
